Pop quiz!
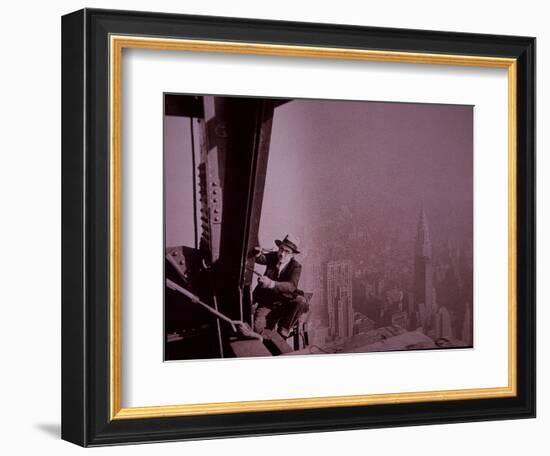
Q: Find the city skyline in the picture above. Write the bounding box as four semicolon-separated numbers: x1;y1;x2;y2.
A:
255;98;473;351
279;204;473;351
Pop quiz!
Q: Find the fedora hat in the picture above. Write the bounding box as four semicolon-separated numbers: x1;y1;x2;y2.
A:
275;234;300;254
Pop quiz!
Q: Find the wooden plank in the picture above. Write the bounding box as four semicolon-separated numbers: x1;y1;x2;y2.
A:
262;330;293;355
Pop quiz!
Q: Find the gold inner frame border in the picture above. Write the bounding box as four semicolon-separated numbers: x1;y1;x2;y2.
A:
109;35;518;420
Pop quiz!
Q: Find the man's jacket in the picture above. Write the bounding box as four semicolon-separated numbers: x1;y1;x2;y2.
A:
255;251;303;299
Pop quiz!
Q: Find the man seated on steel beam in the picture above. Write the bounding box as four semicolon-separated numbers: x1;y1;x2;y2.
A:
251;234;308;339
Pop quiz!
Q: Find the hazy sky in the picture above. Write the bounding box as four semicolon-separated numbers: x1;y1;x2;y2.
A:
165;116;194;248
259;99;473;251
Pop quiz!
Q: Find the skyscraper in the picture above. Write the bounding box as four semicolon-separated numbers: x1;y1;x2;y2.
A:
434;306;453;339
302;251;326;325
326;260;353;339
461;301;473;345
414;208;435;331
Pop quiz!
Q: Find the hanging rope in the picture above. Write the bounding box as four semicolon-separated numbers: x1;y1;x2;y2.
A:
166;278;263;341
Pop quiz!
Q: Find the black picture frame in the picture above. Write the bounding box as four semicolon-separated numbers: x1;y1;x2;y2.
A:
62;8;535;447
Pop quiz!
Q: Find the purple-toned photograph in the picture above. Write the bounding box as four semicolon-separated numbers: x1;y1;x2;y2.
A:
164;94;473;361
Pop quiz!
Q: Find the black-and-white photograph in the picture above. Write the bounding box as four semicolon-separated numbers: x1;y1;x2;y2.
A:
164;94;473;361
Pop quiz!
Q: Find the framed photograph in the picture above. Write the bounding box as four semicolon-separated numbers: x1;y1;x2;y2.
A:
61;8;535;446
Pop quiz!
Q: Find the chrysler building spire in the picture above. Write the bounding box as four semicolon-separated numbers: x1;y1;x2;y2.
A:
414;206;435;330
415;206;432;259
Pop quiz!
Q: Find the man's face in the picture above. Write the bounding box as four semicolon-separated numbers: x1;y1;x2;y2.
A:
277;245;294;263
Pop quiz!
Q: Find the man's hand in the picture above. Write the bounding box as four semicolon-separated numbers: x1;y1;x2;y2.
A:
258;275;275;288
248;246;263;259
